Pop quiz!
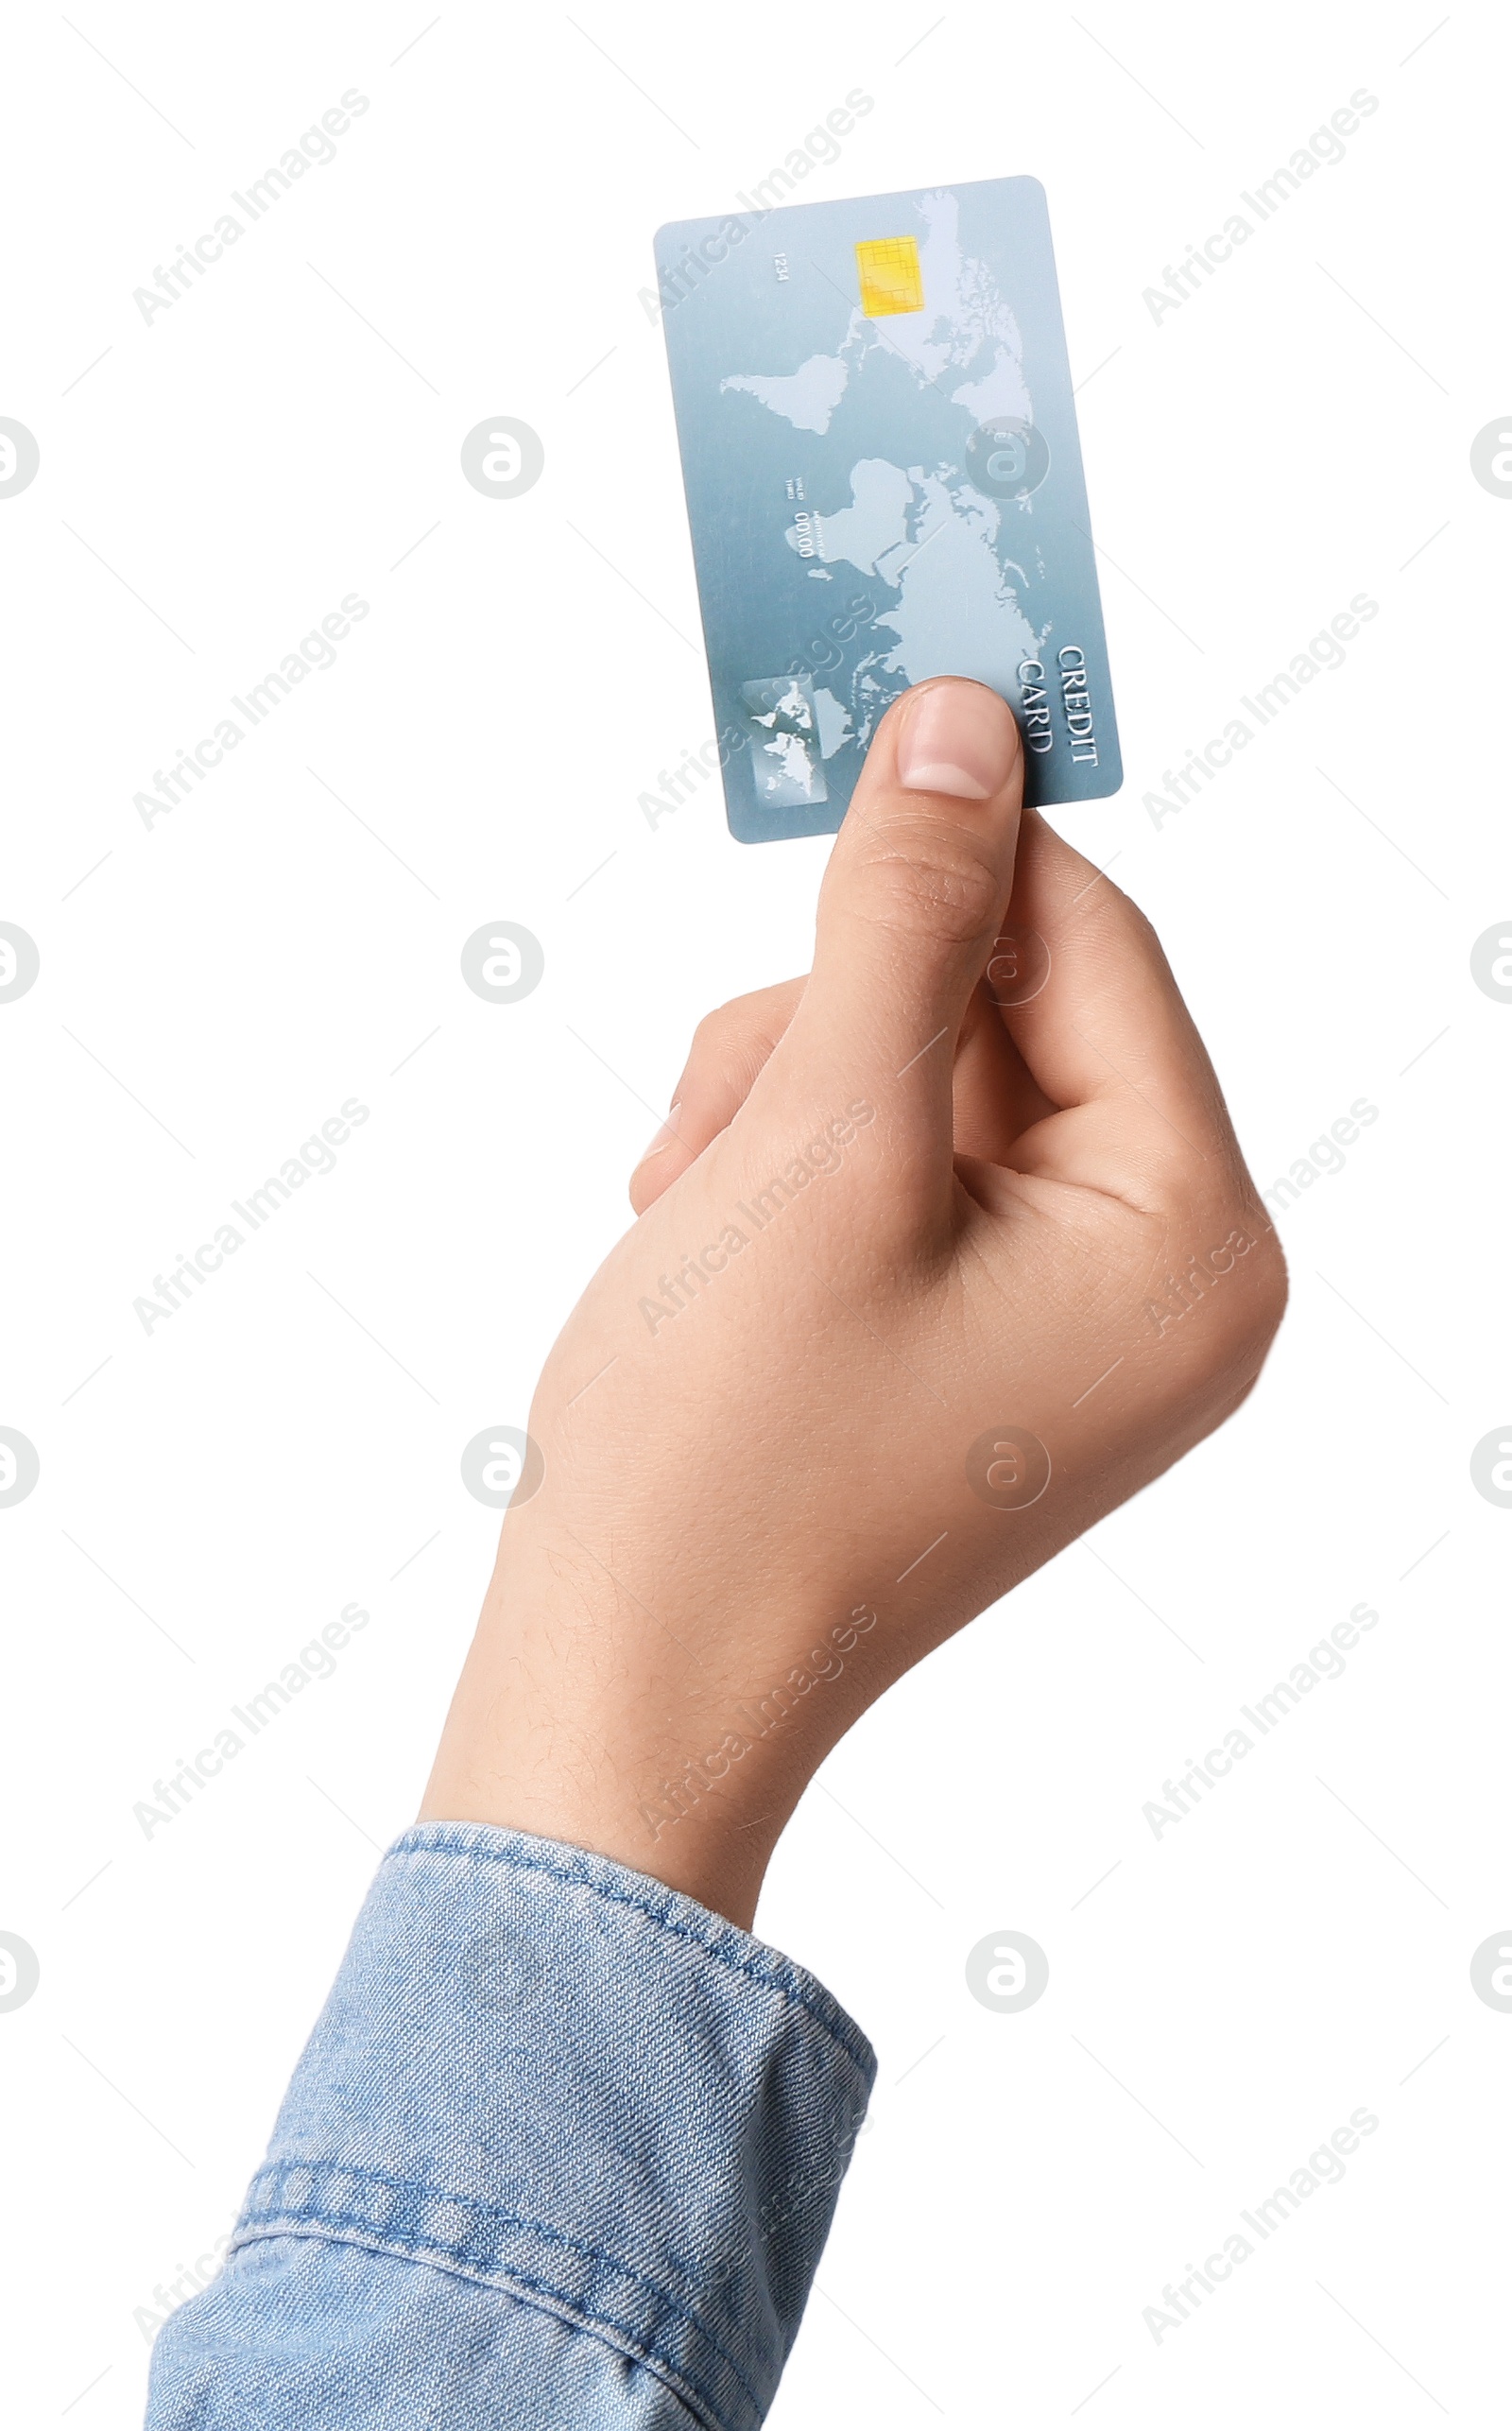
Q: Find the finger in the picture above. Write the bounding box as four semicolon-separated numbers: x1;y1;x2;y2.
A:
629;978;806;1213
951;983;1059;1166
773;678;1024;1204
637;968;1057;1209
991;810;1242;1197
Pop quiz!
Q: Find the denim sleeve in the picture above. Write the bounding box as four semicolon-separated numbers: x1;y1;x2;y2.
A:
145;1822;875;2430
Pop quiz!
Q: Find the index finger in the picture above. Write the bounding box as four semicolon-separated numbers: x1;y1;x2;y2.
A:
997;810;1239;1174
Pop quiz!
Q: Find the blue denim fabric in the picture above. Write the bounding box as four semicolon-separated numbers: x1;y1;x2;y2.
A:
145;1823;875;2428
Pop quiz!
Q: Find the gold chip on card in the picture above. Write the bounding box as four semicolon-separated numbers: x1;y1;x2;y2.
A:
854;235;924;317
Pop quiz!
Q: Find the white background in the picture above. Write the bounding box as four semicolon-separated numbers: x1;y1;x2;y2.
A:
2;2;1507;2422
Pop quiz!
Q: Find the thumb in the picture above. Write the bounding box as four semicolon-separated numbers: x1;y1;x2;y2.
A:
784;677;1023;1148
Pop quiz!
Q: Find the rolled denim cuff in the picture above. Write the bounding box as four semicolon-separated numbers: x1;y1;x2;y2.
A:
232;1822;875;2431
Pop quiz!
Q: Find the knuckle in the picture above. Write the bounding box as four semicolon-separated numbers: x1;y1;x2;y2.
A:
693;986;778;1047
1211;1225;1289;1381
1083;870;1159;952
846;829;1003;950
689;1000;747;1064
1082;881;1180;995
1241;1228;1290;1349
1142;1205;1288;1382
687;993;785;1086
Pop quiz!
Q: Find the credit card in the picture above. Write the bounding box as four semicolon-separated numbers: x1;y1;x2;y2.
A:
654;177;1122;842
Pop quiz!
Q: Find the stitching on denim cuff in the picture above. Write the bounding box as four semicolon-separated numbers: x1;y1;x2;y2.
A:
385;1824;875;2079
232;2221;725;2431
238;2157;764;2426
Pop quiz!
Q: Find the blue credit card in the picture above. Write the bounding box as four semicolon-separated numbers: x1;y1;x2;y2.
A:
654;177;1122;842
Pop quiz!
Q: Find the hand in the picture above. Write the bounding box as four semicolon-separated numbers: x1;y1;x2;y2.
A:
422;678;1286;1927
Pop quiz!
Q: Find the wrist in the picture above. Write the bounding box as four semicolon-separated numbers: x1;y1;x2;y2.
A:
420;1542;868;1929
